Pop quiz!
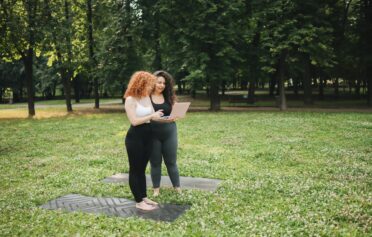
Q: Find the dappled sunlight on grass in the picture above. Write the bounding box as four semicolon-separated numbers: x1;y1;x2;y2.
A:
0;108;69;119
0;107;125;120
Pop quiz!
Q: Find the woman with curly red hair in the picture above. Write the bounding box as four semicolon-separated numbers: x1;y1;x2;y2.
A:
124;71;164;211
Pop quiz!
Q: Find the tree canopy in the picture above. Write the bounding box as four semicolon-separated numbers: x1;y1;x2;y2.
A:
1;0;372;114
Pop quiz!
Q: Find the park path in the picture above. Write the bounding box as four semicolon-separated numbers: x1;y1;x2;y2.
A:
0;99;122;110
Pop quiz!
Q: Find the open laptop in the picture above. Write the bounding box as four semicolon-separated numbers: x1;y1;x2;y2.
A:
160;102;191;119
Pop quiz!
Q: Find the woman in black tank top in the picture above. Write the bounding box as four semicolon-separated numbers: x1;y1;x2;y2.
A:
150;71;181;196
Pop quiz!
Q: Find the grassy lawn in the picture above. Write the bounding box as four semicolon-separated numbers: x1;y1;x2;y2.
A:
0;112;371;236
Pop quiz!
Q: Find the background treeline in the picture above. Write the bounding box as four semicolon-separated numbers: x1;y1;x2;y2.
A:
1;0;372;115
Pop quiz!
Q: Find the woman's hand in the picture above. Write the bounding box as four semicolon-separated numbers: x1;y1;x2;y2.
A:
166;116;179;122
151;110;164;119
152;115;179;123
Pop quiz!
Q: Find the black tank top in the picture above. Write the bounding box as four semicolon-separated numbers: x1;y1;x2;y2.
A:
150;96;172;116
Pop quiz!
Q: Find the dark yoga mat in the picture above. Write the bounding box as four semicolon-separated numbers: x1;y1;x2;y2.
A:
41;194;190;222
102;173;222;192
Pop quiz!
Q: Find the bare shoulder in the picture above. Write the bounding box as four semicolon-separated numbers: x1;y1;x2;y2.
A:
125;96;136;104
125;96;137;108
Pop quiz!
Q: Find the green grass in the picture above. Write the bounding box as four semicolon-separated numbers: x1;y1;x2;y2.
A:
0;112;371;236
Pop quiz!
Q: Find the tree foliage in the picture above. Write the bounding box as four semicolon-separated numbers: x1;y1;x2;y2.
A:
1;0;372;111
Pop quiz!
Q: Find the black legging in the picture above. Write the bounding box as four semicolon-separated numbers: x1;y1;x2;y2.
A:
150;122;180;188
125;124;152;202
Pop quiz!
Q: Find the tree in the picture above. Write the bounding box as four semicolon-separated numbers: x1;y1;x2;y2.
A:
256;0;335;109
87;0;99;108
95;0;143;100
159;0;244;110
357;0;372;106
43;0;89;112
0;0;45;116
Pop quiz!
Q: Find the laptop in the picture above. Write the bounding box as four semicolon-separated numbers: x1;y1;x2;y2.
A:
160;102;191;119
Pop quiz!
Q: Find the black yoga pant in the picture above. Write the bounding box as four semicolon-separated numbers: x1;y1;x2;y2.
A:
125;124;152;203
150;122;180;188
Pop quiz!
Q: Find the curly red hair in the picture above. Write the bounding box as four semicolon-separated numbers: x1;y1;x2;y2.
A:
124;71;157;98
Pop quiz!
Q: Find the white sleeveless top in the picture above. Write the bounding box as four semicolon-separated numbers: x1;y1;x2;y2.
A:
136;101;152;117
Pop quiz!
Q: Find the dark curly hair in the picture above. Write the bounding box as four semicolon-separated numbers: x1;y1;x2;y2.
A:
153;70;177;106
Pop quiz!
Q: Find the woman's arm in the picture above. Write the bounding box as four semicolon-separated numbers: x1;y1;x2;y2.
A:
125;97;163;126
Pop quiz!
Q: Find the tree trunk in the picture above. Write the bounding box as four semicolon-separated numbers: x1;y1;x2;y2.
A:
247;80;255;104
87;0;99;109
182;81;186;93
348;80;353;94
74;75;80;103
209;81;220;111
278;51;287;110
361;0;372;106
269;73;276;96
60;67;73;111
177;80;183;94
293;78;299;96
221;80;226;96
303;54;313;105
23;1;37;117
18;74;24;102
334;78;339;98
52;81;56;98
247;64;258;103
232;76;237;89
14;88;20;103
247;28;260;104
355;78;361;97
319;77;324;100
368;82;372;106
240;79;248;90
23;52;35;117
368;73;372;107
62;0;73;112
